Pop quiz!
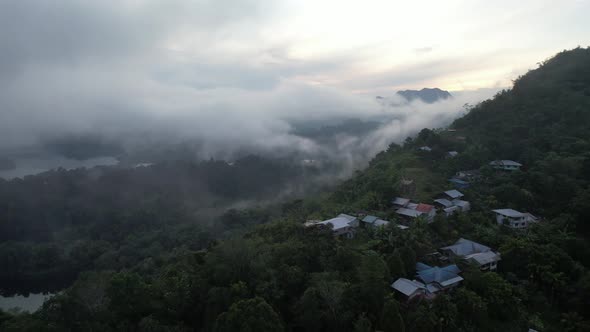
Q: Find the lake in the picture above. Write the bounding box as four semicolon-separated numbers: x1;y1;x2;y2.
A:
0;156;119;180
0;293;55;313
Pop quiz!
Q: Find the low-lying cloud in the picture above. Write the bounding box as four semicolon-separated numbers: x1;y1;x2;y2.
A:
0;0;502;169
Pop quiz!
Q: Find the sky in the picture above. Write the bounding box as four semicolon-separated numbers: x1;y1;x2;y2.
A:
0;0;589;155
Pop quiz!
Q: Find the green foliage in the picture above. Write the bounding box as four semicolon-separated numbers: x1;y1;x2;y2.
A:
380;296;405;332
353;313;373;332
213;297;284;332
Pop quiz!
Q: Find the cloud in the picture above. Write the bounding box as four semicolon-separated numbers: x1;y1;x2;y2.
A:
0;0;560;165
414;47;434;54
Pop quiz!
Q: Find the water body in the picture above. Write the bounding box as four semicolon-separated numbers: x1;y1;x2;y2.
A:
0;156;119;180
0;293;55;313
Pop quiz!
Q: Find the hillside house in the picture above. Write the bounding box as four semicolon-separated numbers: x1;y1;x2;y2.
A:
452;200;471;212
448;178;470;189
391;278;428;301
434;190;470;215
416;203;436;221
395;201;436;222
490;160;522;171
392;197;411;208
455;169;482;181
392;263;463;300
306;214;359;238
396;207;423;219
419;146;432;152
416;263;463;293
442;189;464;200
440;238;501;271
447;151;459;158
433;198;453;209
361;215;390;228
492;209;537;228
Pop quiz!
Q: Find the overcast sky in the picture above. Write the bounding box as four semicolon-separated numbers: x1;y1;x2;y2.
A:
1;0;589;152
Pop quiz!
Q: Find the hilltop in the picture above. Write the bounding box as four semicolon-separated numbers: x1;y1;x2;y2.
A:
397;88;453;103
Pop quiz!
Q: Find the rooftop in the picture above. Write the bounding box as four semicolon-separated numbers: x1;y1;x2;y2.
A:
465;251;501;265
441;238;491;256
392;197;410;206
452;200;470;208
434;198;453;208
391;278;425;297
374;219;390;227
416;263;463;286
416;203;434;213
443;206;460;213
338;213;358;222
362;215;379;223
444;189;464;199
492;209;524;218
490;160;522;167
396;208;422;218
318;216;355;231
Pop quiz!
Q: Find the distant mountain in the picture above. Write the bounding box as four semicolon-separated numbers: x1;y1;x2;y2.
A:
396;88;452;103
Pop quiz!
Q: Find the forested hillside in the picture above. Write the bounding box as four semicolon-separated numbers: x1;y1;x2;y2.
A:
0;156;326;296
2;48;590;332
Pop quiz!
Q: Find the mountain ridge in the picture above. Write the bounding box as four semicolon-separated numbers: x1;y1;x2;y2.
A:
396;87;452;103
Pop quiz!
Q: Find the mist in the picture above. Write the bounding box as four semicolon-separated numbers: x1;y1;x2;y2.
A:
0;1;502;174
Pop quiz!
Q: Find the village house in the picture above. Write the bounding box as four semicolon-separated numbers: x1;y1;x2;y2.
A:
392;263;463;300
392;197;411;208
361;215;390;228
416;263;463;292
448;178;470;189
490;160;522;171
455;169;482;182
452;200;471;212
419;146;432;152
492;209;538;228
396;203;435;221
433;198;454;209
395;207;423;220
447;151;459;158
305;214;359;238
441;189;464;200
415;203;436;221
440;238;501;271
391;278;428;301
434;190;471;216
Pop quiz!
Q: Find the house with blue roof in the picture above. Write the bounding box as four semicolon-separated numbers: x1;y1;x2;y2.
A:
415;263;463;293
448;178;470;189
392;263;463;300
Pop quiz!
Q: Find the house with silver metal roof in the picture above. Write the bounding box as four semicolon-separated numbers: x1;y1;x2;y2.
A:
306;214;359;238
493;209;537;228
361;215;391;228
440;238;501;271
442;189;464;200
490;160;522;171
392;197;411;208
391;278;427;300
434;190;470;216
